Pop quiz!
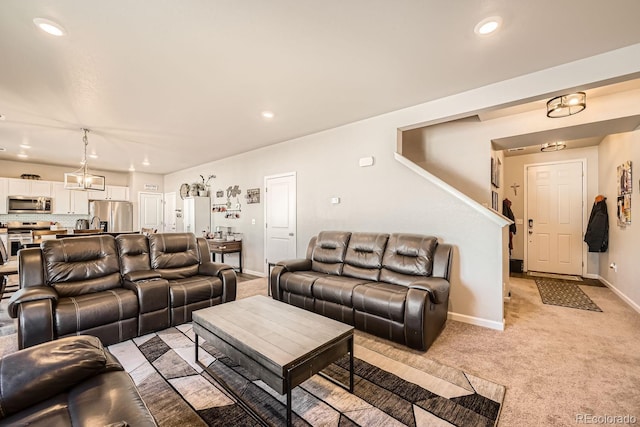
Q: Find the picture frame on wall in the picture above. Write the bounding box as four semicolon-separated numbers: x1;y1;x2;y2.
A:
492;191;499;211
491;157;501;188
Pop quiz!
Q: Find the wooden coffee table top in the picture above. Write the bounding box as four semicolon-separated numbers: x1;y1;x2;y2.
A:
193;295;353;373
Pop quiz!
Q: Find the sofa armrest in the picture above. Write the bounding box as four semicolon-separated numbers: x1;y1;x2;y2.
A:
123;270;162;282
408;278;450;304
198;261;233;277
7;287;58;318
277;258;312;272
0;335;113;419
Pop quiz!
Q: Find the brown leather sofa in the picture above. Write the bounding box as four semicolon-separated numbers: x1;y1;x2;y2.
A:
270;231;452;351
0;335;157;426
8;233;236;349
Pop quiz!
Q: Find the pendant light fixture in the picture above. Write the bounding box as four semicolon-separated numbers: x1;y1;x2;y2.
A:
64;128;105;191
541;141;566;152
546;92;586;118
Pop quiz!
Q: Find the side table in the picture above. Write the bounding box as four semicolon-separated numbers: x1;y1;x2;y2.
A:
207;239;242;273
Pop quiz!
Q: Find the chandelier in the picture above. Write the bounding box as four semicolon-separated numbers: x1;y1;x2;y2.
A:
64;128;105;191
546;92;586;118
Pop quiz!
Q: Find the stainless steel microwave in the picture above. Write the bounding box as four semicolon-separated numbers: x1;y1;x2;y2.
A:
7;196;53;213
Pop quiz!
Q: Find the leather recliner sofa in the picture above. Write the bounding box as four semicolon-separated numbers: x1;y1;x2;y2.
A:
8;233;236;349
0;335;157;426
270;231;452;351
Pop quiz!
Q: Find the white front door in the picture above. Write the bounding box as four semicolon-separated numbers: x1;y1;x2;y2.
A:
139;192;163;232
264;172;297;273
526;161;584;275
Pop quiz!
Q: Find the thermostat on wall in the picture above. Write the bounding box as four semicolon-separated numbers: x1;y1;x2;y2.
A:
359;156;374;167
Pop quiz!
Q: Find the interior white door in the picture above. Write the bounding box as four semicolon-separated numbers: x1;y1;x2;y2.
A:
526;162;583;275
163;192;177;232
139;192;163;232
264;173;297;272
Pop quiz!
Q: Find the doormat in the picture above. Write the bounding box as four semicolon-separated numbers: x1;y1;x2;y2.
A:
534;278;602;312
528;271;582;281
109;325;505;427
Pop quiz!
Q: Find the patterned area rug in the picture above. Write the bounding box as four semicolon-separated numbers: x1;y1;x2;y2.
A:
109;324;505;426
534;278;602;312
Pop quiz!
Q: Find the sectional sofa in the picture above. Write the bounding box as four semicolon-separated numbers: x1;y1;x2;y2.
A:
8;232;236;349
270;231;453;351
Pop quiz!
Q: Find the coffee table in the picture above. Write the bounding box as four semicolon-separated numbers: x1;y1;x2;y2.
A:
192;295;354;426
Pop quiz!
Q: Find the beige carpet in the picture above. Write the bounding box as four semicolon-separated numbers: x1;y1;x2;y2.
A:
2;276;639;426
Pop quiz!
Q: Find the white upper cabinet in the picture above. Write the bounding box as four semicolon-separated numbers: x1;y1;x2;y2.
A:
52;183;89;215
88;185;129;201
0;178;8;214
7;179;52;197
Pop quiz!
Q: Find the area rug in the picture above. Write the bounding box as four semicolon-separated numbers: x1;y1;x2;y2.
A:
534;278;602;312
109;324;505;427
527;271;582;282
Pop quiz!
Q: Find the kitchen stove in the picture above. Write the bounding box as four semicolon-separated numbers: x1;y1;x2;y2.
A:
7;221;52;257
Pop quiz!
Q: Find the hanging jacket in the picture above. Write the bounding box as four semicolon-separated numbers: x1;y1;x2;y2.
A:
584;198;609;252
502;198;516;251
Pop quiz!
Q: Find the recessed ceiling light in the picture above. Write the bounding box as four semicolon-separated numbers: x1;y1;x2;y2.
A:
128;165;136;172
262;111;275;119
88;153;98;159
17;153;28;159
33;18;66;36
19;144;31;149
0;147;6;152
142;160;150;166
474;16;502;36
0;114;5;121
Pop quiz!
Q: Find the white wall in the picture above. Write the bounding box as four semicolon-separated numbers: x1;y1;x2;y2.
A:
0;159;129;186
165;43;640;328
598;130;640;311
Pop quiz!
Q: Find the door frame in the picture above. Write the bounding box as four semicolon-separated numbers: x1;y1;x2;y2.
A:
263;171;297;275
523;158;587;277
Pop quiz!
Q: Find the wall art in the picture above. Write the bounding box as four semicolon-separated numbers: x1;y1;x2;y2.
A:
617;161;632;226
246;188;260;204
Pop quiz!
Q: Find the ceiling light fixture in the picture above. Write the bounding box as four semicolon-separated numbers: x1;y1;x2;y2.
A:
142;159;150;166
546;92;586;118
88;153;98;159
64;128;105;191
474;16;502;36
19;144;31;149
541;141;566;152
33;18;66;36
0;114;5;121
0;147;6;152
262;111;275;119
17;153;28;158
128;165;136;172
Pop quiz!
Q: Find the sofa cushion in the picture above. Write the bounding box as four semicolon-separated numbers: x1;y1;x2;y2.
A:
168;275;223;306
311;231;351;275
352;282;407;323
55;289;139;336
0;336;110;419
43;236;121;297
280;271;326;298
149;233;200;279
116;234;153;276
312;275;371;307
380;234;438;286
343;232;389;281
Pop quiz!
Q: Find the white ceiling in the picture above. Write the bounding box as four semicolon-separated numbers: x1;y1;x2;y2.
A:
2;1;640;174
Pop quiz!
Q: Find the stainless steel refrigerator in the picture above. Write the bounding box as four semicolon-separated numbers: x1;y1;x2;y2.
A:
89;200;134;232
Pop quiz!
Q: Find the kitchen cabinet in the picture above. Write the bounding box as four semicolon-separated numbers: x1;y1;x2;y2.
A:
52;183;89;215
8;179;52;197
0;178;7;214
88;185;129;201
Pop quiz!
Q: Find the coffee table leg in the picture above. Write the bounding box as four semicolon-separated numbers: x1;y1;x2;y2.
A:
195;334;199;362
286;369;292;426
349;335;354;393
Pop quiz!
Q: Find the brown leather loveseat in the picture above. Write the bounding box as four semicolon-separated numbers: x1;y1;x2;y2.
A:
270;231;452;351
8;233;236;349
0;335;157;426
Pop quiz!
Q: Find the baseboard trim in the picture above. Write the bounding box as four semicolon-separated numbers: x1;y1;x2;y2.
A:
598;275;640;314
582;273;600;280
448;312;505;331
